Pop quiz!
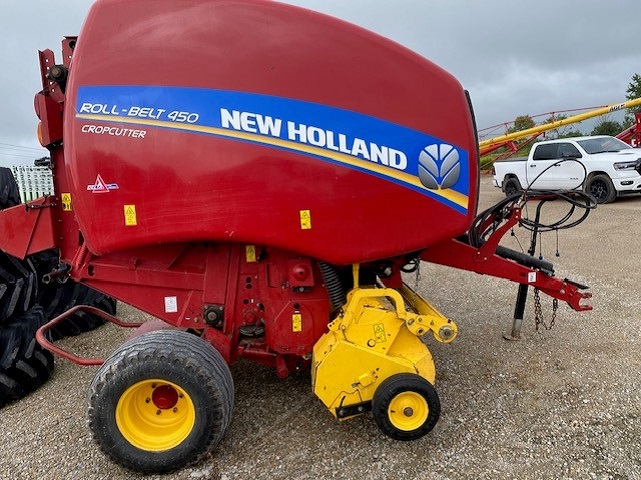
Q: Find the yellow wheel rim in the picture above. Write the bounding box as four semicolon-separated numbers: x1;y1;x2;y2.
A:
115;379;196;451
388;391;429;431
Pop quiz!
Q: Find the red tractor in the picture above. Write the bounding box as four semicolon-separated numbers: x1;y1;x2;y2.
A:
0;0;592;473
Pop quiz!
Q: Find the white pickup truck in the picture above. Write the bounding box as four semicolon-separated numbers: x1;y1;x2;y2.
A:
492;135;641;203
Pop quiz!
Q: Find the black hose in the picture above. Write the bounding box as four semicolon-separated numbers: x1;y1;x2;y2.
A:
318;261;346;310
469;165;597;249
495;245;554;274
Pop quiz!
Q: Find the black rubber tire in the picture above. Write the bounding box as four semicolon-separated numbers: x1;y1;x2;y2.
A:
42;282;109;339
31;250;115;339
372;373;440;441
0;167;21;208
0;306;54;407
87;330;234;474
585;173;616;204
0;252;38;323
502;177;522;197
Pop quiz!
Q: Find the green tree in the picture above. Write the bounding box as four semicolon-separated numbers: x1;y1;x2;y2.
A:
623;73;641;128
507;115;535;134
542;114;584;139
591;119;623;136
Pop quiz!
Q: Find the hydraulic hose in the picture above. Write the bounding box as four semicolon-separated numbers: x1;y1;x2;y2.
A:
318;261;347;310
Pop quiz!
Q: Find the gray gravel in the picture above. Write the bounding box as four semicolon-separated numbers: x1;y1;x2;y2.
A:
1;176;640;480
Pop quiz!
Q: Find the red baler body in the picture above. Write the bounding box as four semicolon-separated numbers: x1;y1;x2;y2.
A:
1;0;591;376
65;0;478;264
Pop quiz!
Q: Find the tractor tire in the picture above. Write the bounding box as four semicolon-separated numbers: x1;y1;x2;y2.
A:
31;250;115;340
40;281;113;340
585;173;616;204
372;373;440;441
87;330;234;474
0;167;21;208
0;306;54;407
0;252;38;323
502;177;522;198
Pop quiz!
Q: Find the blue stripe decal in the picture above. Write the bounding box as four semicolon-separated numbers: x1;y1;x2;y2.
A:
75;86;471;213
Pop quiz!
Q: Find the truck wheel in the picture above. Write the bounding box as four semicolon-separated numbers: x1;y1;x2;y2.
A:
503;177;522;197
87;330;234;474
586;174;616;204
0;306;54;407
372;373;440;441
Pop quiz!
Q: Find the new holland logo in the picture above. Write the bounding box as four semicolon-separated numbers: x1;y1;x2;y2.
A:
418;143;461;190
87;174;119;193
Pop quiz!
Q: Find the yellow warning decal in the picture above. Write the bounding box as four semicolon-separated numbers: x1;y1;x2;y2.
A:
61;193;72;211
299;210;311;230
292;313;302;332
124;205;137;226
245;245;257;263
373;323;386;343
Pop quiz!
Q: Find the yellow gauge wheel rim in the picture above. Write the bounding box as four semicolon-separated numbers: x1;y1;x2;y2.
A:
388;391;429;431
115;379;196;451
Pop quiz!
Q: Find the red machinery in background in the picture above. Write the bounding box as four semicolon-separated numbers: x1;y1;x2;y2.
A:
0;0;593;474
479;98;641;160
617;111;641;147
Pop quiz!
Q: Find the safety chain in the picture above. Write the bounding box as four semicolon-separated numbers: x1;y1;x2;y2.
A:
533;288;559;331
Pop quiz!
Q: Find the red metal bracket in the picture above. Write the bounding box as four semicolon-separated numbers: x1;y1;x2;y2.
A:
421;237;592;312
36;305;143;366
421;204;592;312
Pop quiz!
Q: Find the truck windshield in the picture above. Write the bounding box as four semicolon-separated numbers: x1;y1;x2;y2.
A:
576;137;632;154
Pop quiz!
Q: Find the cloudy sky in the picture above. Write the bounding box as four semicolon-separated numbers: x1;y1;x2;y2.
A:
1;0;640;166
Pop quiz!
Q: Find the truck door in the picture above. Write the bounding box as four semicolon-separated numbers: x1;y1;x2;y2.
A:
527;143;559;189
527;143;583;190
554;142;585;189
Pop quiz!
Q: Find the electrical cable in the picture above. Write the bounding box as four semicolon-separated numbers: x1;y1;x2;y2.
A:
0;142;45;153
469;158;597;249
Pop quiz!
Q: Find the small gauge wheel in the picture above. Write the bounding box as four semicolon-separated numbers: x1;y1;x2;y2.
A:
372;373;440;441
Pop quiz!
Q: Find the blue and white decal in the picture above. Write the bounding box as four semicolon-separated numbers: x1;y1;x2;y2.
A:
76;86;471;213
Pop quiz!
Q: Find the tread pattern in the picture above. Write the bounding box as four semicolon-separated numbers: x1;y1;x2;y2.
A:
31;250;116;340
0;252;38;322
0;306;54;407
87;330;234;473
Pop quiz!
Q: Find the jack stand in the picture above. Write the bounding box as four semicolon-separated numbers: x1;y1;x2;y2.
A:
504;283;527;341
504;199;545;341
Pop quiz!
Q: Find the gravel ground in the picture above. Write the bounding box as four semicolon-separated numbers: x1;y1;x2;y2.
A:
1;176;640;480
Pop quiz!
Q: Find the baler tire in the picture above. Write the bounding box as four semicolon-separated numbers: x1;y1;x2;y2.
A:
372;373;440;441
87;330;234;474
0;306;54;408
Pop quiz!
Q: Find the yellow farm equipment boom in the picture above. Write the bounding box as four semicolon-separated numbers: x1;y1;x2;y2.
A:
479;97;641;156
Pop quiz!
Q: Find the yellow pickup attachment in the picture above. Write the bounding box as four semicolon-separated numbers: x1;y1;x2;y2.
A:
312;282;457;439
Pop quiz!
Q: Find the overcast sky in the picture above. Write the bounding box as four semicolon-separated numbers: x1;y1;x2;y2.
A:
1;0;640;166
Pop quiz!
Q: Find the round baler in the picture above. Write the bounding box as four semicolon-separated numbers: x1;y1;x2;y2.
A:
0;0;592;473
